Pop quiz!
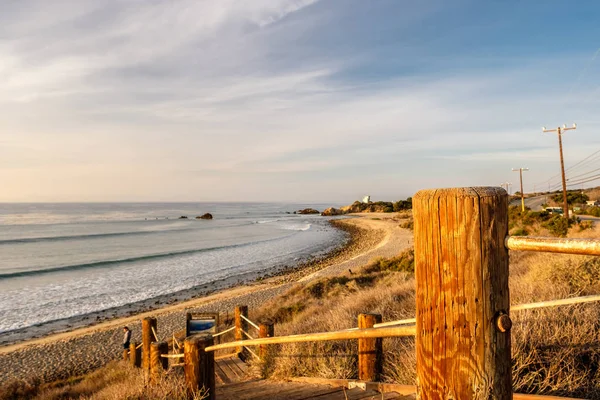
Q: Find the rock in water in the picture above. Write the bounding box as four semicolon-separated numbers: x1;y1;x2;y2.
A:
297;208;320;215
179;216;188;219
196;213;213;220
321;207;344;216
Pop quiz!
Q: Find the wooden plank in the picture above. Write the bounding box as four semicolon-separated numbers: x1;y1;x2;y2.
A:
217;358;242;382
229;356;248;374
214;360;232;385
205;325;416;352
413;187;511;399
219;356;246;380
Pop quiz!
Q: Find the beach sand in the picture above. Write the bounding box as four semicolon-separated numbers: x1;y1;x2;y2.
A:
0;214;412;385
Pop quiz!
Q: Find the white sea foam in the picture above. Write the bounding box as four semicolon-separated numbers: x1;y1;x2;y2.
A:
0;203;342;334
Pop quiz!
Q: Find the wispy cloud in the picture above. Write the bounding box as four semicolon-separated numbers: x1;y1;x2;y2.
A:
1;1;599;201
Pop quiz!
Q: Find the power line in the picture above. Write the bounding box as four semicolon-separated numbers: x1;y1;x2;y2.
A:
532;146;600;191
542;123;577;218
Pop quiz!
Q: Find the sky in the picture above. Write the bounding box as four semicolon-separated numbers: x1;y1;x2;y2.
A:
2;0;600;203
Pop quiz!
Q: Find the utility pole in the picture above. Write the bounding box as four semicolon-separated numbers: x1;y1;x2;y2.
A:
499;182;512;195
543;123;577;218
512;168;529;212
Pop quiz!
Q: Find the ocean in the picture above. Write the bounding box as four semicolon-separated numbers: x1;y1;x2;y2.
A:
0;203;345;340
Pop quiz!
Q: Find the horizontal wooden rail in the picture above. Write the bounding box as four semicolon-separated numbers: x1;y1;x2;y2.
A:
506;236;600;256
160;353;184;358
367;294;600;328
512;294;600;312
204;325;416;353
213;326;235;337
240;314;260;330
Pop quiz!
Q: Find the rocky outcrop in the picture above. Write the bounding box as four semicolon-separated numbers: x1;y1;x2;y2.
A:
297;208;320;215
196;213;213;220
179;216;188;219
321;207;344;216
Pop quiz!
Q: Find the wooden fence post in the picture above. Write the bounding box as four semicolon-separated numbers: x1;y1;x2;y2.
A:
413;187;511;399
150;341;169;383
234;305;249;355
358;313;383;382
142;317;158;372
258;322;274;359
184;334;215;400
130;341;141;368
186;312;192;337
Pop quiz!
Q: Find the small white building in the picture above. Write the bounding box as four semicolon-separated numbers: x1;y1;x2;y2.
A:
586;200;600;206
362;195;371;204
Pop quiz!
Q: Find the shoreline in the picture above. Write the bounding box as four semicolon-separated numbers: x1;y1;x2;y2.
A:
0;214;411;385
0;218;357;347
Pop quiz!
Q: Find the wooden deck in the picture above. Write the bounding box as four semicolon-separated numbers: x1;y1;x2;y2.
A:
215;354;250;385
216;380;413;400
214;354;413;399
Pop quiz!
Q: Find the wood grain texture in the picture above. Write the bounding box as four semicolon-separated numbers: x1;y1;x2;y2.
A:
358;313;383;382
413;187;511;400
129;341;141;368
204;325;416;352
235;305;249;355
184;334;216;400
141;317;157;372
150;341;168;383
259;323;274;359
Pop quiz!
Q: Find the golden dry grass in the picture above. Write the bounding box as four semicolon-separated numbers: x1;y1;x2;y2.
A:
0;362;208;400
6;223;600;399
248;227;600;398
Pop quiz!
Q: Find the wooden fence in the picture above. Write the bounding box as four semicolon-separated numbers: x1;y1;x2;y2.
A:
127;186;600;400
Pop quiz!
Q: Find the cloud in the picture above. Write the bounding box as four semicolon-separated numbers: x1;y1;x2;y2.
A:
1;1;600;201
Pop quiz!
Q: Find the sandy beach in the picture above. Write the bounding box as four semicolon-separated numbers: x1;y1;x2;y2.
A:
0;214;412;385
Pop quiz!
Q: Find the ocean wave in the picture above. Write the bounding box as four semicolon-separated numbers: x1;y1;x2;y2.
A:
279;223;311;231
0;234;295;280
0;228;190;245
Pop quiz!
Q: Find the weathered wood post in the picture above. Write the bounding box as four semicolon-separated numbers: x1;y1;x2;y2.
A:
150;341;169;383
142;317;158;372
358;313;383;382
258;322;274;359
186;312;192;337
234;305;249;355
184;334;215;400
130;341;141;367
413;187;511;399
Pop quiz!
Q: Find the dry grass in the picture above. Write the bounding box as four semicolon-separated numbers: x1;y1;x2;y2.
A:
249;227;600;398
7;223;600;399
0;362;208;400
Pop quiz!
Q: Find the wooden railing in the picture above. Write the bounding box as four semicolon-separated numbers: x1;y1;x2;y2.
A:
130;186;600;400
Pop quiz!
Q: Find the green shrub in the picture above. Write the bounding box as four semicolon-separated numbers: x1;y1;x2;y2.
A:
393;198;412;211
364;250;415;274
584;206;600;217
543;215;569;237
